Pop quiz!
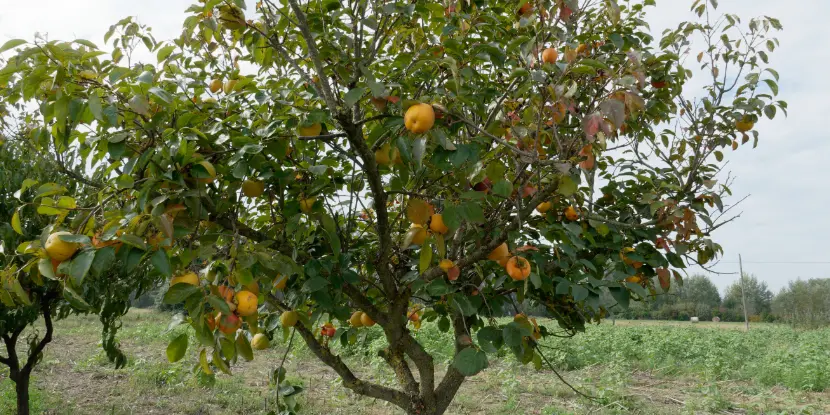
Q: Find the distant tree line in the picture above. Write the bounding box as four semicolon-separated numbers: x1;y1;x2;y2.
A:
613;274;830;328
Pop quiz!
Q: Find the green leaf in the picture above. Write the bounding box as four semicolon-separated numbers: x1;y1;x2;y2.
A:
571;284;589;301
11;209;22;235
88;92;103;121
558;176;577;197
207;295;231;314
492;179;513;198
452;348;489;376
69;249;96;285
157;44;176;62
128;95;150;116
609;286;630;309
115;174;134;189
0;39;26;54
164;284;201;304
343;87;366;107
37;259;58;281
502;323;525;347
90;247;116;278
149;87;173;104
419;240;433;274
151;249;171;278
63;286;91;311
166;333;188;362
302;277;329;292
235;333;254;361
319;213;340;259
477;326;503;353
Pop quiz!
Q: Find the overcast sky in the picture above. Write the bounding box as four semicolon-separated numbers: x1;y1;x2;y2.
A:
1;0;826;295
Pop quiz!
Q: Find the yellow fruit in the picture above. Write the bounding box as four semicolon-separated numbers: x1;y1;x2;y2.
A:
506;256;531;281
203;97;218;105
536;201;552;214
298;123;322;137
223;79;238;94
299;197;316;213
360;313;375;327
410;225;427;245
736;119;754;132
235;290;258;316
404;103;435;134
280;310;299;327
45;232;79;261
564;206;579;221
541;48;559;64
195;160;216;184
209;79;222;93
274;275;288;290
251;333;270;350
375;142;393;166
241;180;265;197
171;271;200;286
429;214;449;234
439;259;454;271
487;242;509;262
350;311;364;328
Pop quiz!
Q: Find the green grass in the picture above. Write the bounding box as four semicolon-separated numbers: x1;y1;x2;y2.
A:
1;312;828;414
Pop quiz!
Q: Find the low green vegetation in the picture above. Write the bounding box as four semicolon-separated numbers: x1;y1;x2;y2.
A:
1;310;828;414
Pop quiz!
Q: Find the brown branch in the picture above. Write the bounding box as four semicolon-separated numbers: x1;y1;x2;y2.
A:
23;294;54;374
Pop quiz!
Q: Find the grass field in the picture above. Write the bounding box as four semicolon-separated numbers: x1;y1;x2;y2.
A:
1;311;829;415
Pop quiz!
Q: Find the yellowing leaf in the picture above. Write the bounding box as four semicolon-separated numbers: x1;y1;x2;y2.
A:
11;209;22;235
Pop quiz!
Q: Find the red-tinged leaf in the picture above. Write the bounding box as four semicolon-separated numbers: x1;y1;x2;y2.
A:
657;268;670;291
447;266;460;281
583;113;603;137
516;245;539;252
386;96;400;103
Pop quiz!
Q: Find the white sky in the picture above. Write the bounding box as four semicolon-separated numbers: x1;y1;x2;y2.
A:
1;0;827;295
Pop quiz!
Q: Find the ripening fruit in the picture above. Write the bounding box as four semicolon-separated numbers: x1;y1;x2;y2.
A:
321;322;336;337
429;214;449;234
274;275;288;290
209;79;222;93
735;118;754;132
241;180;265;197
206;313;217;331
298;122;322;137
506;256;532;281
217;285;234;302
541;48;559;64
45;232;79;261
217;312;242;334
223;79;238;94
170;271;199;286
280;310;299;327
404;103;435;134
195;160;216;184
564;206;579;221
349;311;364;328
410;225;428;246
536;201;552;214
235;290;258;316
517;2;532;16
439;259;454;272
299;197;316;214
360;313;375;327
251;333;270;350
625;275;642;284
487;242;510;262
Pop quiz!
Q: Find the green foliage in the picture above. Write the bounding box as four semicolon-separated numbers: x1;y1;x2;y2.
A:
0;0;786;413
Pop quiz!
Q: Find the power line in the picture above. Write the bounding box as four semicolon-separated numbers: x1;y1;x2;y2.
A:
716;261;830;264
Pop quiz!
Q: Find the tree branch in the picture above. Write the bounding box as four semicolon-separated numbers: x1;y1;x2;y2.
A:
23;294;54;374
286;0;339;111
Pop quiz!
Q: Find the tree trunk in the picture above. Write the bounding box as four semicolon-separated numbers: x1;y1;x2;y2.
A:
13;372;30;415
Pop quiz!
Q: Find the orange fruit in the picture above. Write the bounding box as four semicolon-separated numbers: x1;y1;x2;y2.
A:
506;256;531;281
564;206;579;221
429;214;449;234
487;242;510;262
439;259;454;271
209;79;222;93
404;103;435;134
235;290;258;316
536;201;552;214
217;312;242;335
360;313;375;327
321;322;336;337
298;122;322;137
274;275;288;290
171;271;199;286
736;118;754;132
625;275;642;284
410;225;427;245
541;48;559;64
45;232;79;261
375;142;396;166
349;311;364;327
299;197;316;213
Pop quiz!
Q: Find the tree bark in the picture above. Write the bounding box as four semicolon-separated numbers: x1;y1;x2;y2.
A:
12;372;30;415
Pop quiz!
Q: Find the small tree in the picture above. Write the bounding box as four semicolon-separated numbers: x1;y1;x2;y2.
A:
0;0;784;414
723;273;773;318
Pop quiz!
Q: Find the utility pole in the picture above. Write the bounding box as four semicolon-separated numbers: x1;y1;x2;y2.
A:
739;254;749;331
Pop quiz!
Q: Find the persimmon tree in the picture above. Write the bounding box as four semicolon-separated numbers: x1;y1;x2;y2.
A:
0;0;784;414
